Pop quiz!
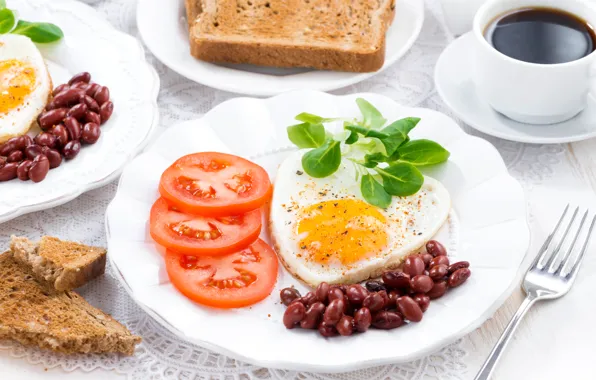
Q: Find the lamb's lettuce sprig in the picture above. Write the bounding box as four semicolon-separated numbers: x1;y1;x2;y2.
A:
286;98;450;208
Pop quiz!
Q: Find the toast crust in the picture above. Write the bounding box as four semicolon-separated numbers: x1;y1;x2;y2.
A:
191;37;388;72
187;0;396;72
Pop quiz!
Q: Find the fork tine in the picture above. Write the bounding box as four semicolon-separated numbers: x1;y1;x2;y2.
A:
530;204;569;270
552;210;588;274
542;206;579;270
564;214;596;280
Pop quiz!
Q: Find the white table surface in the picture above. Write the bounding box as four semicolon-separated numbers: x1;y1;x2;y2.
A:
3;0;596;379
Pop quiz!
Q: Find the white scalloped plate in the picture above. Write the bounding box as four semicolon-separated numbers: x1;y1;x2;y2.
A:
136;0;424;96
0;0;159;223
106;91;529;372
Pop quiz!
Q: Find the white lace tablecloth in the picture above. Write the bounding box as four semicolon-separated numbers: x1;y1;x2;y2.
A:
4;0;596;379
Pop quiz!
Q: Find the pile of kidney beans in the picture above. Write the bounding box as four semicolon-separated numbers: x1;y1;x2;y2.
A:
0;72;114;183
280;240;471;337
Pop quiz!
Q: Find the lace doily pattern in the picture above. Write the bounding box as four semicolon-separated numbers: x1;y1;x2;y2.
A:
0;0;563;379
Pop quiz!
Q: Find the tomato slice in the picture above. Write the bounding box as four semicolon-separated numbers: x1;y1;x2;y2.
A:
159;152;272;216
150;198;261;255
165;239;278;308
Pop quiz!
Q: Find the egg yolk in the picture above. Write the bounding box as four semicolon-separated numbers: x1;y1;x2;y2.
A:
0;59;37;114
297;199;388;265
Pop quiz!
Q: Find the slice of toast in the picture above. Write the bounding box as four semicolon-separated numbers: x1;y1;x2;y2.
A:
0;251;141;355
186;0;396;72
11;236;106;291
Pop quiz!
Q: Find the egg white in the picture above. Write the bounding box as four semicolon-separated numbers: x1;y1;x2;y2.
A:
0;34;52;143
269;150;451;287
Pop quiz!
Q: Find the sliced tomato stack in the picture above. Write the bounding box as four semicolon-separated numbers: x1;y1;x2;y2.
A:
149;152;277;308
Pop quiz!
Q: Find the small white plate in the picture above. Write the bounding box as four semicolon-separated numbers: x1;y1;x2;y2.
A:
136;0;424;96
435;32;596;144
0;0;159;223
106;90;530;372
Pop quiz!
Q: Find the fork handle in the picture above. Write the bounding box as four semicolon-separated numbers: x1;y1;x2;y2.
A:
474;294;538;380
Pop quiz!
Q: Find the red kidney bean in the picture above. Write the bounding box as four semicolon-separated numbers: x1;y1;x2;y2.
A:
323;299;344;325
315;282;329;303
71;81;89;91
448;268;471;288
64;116;81;141
69;72;91;85
430;255;450;268
318;322;337;337
426;240;447;257
29;154;50;182
52;83;70;97
35;132;57;149
93;86;110;105
85;83;100;97
67;103;88;121
283;302;306;329
413;294;430;312
99;101;114;124
25;145;43;160
362;292;385;312
84;111;101;125
20;135;33;149
53;88;85;108
0;162;18;181
388;289;404;308
396;296;423;322
300;302;325;329
448;261;470;274
80;94;100;113
336;315;354;336
327;287;344;303
5;137;22;152
403;255;426;277
42;148;62;169
410;275;434;294
421;253;434;267
382;271;411;289
0;156;5;168
16;160;32;181
354;307;372;332
378;290;389;308
304;291;319;306
346;284;368;306
51;124;69;147
427;281;448;299
62;140;81;160
39;108;68;130
365;280;387;293
280;288;301;306
0;141;16;156
429;264;449;281
372;311;404;330
6;150;23;163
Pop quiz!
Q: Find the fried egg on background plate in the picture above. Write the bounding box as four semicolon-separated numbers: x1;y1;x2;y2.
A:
269;150;451;287
0;34;52;143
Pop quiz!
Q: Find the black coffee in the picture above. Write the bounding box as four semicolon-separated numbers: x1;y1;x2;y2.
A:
484;7;596;64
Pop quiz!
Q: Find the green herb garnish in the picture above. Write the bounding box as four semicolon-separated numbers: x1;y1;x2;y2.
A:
286;98;450;207
0;2;63;43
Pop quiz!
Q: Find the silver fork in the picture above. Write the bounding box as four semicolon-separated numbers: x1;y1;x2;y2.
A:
474;205;596;380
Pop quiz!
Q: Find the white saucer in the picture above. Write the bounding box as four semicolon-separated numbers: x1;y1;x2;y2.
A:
435;32;596;144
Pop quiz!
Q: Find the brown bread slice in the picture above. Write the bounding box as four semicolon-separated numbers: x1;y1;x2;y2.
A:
0;251;141;355
10;236;106;291
186;0;396;72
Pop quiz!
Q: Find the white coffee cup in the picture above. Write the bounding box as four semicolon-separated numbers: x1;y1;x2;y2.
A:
473;0;596;125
